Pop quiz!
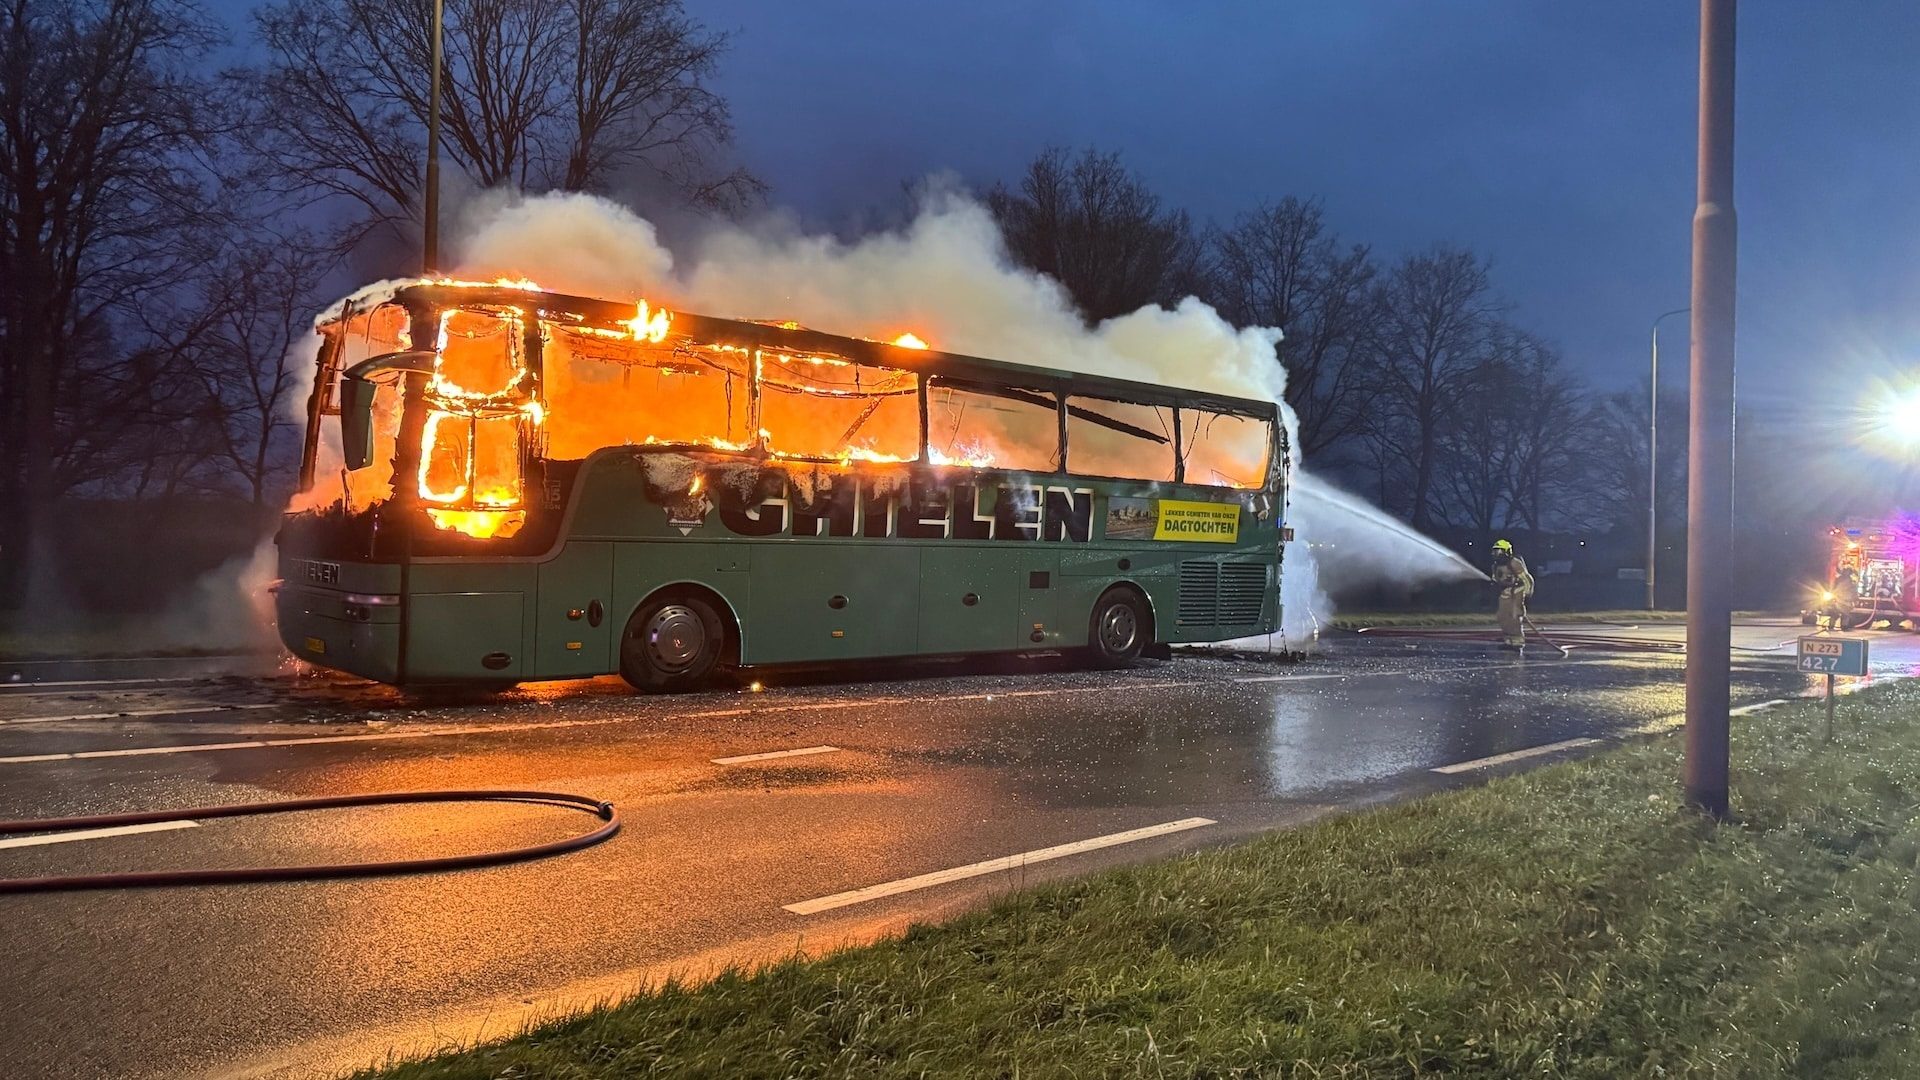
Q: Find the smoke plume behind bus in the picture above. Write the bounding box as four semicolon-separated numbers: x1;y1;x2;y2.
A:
443;187;1478;638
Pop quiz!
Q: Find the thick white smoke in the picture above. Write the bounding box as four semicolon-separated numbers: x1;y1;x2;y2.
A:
444;187;1477;643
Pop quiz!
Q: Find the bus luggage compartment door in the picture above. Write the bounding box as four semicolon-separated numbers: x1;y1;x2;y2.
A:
917;549;1020;655
749;545;919;663
537;542;614;677
404;590;526;682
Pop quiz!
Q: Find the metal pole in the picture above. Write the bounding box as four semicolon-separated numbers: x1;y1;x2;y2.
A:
1649;307;1688;610
1684;0;1737;818
423;0;444;274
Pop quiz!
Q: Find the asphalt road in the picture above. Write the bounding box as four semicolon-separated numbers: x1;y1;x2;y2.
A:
0;618;1910;1079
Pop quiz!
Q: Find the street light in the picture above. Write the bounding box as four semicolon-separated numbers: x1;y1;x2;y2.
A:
1648;306;1689;610
423;0;444;273
1684;0;1737;820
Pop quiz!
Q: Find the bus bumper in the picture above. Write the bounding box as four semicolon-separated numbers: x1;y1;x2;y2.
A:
275;582;403;683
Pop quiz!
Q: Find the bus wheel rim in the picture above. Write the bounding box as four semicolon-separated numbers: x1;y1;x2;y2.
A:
645;605;706;671
1101;603;1137;652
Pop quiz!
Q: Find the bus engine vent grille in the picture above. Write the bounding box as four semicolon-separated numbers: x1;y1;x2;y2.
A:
1178;561;1218;624
1217;563;1268;624
1179;561;1268;626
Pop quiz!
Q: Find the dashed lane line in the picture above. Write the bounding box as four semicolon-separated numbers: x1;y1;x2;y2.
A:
0;703;280;726
1431;737;1604;775
712;745;841;765
0;716;641;764
1;654;257;667
0;676;208;694
0;819;200;850
783;817;1217;915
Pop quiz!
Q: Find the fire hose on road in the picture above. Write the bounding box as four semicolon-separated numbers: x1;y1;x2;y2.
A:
0;790;620;895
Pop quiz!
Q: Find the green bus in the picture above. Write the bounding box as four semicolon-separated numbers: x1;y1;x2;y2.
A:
275;280;1289;690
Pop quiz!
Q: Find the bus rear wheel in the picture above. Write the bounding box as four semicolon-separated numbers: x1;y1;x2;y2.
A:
620;594;729;692
1086;587;1148;668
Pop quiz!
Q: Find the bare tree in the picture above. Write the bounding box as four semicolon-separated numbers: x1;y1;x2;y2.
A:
1429;355;1511;546
1203;198;1379;457
241;0;758;251
987;147;1200;324
1499;333;1594;534
178;241;326;505
1362;245;1501;530
0;0;225;600
1590;377;1688;552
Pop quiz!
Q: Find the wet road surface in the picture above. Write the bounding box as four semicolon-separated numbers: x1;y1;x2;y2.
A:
1;618;1911;1079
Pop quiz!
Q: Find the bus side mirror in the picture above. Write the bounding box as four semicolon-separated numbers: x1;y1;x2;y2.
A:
339;375;377;471
336;350;437;471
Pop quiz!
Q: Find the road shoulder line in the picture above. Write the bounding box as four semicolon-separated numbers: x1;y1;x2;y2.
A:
0;819;199;850
712;745;841;765
784;817;1217;915
1432;737;1603;775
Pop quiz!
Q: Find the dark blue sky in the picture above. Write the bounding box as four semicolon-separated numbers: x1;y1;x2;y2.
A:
700;1;1920;407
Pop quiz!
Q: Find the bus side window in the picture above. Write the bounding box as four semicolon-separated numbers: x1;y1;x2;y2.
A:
1178;409;1271;489
1065;397;1175;482
540;322;753;459
759;354;920;461
927;380;1060;472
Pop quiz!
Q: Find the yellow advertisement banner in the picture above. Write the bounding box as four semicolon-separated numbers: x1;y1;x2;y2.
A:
1152;500;1240;543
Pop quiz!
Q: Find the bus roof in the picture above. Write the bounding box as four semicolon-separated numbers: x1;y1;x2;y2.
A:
345;281;1279;422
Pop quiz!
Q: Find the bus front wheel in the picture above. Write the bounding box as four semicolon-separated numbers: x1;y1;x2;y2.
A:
1086;588;1149;667
620;594;729;692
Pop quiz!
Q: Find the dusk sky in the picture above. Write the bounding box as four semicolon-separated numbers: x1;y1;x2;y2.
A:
698;1;1920;418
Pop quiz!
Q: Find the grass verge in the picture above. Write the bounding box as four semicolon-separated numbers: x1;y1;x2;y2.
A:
363;681;1920;1079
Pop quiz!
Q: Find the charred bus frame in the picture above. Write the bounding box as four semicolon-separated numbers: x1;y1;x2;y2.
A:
279;282;1288;690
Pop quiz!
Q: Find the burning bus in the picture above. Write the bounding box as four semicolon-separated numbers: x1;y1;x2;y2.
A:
1809;517;1920;630
276;280;1288;689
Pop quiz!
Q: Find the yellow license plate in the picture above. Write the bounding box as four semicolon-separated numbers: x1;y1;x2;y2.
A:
304;636;326;655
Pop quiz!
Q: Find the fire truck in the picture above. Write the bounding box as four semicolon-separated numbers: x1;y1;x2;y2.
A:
1808;517;1920;629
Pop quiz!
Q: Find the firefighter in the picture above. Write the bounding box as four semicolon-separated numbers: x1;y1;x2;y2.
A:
1491;539;1534;650
1825;565;1858;631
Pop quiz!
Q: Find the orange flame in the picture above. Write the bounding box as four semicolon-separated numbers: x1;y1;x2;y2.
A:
623;300;672;343
928;442;995;469
892;332;928;350
425;508;526;539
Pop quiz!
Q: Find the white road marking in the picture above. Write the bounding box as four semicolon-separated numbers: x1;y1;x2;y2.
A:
1230;657;1627;685
1630;696;1818;736
1;654;256;667
0;819;199;850
1432;737;1603;774
712;745;842;765
0;716;637;765
0;703;279;726
0;676;206;693
1627;713;1685;736
783;817;1217;915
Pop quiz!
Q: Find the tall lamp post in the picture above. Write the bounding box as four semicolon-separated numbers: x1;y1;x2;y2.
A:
1685;0;1737;819
422;0;445;273
1648;307;1689;610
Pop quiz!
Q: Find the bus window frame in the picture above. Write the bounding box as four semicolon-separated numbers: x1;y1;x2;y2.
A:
301;283;1291;515
925;375;1066;475
1061;393;1179;485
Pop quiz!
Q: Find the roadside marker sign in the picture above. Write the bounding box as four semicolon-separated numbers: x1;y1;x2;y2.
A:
1796;636;1868;676
1797;636;1870;742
